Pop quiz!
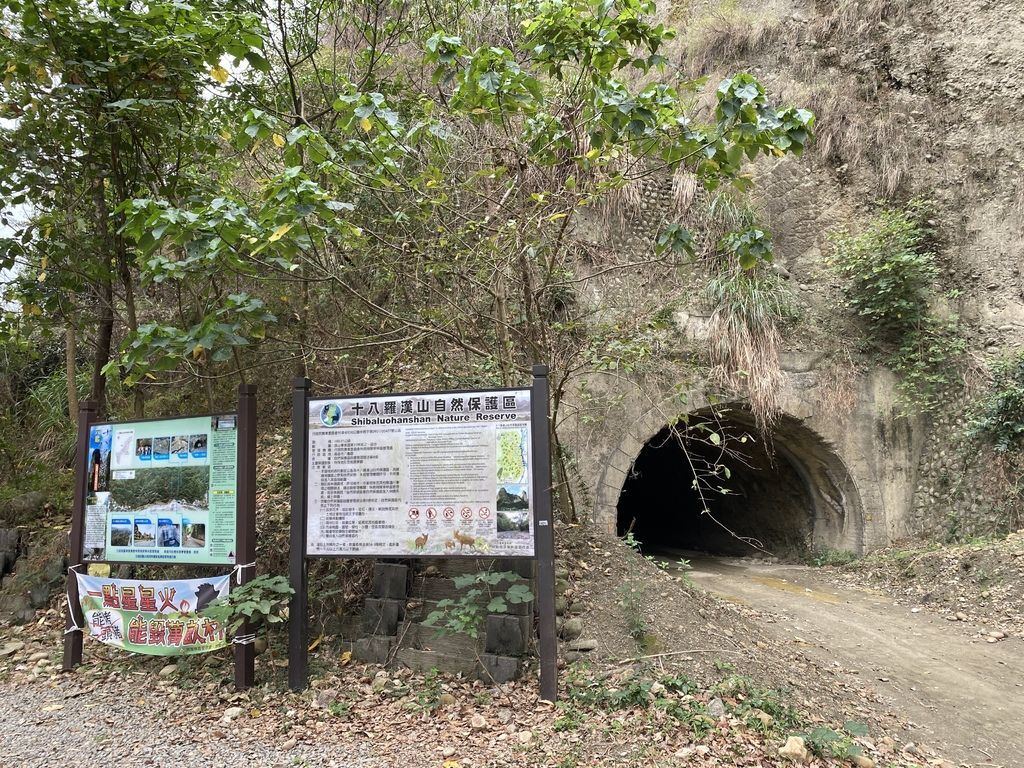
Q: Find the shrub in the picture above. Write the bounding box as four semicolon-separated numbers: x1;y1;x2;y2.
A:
970;352;1024;454
827;200;962;412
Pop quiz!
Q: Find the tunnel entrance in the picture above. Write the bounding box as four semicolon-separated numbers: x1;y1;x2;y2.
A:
615;407;857;560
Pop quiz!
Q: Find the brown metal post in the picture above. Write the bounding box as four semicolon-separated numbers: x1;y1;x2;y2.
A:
531;365;558;702
63;399;98;671
288;377;311;691
234;384;258;690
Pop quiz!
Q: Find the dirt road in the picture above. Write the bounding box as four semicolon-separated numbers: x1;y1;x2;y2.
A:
668;555;1023;768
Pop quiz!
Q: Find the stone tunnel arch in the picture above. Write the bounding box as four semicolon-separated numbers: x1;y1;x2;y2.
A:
606;403;866;559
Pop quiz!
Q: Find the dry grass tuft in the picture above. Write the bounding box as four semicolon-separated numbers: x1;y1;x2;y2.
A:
703;267;795;432
815;351;862;422
813;0;908;45
874;117;909;198
685;10;783;77
671;168;698;217
793;80;866;168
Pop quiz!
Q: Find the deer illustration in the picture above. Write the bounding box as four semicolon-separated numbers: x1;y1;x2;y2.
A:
453;530;476;551
414;532;429;549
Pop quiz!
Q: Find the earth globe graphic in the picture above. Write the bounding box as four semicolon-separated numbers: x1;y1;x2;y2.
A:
320;403;343;426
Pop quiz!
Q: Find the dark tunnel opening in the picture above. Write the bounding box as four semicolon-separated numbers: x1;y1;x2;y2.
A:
616;416;816;559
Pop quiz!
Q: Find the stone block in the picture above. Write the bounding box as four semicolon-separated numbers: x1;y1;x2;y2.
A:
504;597;534;616
479;653;521;684
371;562;409;599
484;614;530;656
353;635;394;665
363;598;405;636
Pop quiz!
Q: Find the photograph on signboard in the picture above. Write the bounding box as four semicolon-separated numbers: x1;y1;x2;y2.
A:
81;415;238;565
305;388;535;557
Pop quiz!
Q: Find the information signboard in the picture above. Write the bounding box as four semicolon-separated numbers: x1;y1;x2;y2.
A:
82;414;239;565
306;389;534;557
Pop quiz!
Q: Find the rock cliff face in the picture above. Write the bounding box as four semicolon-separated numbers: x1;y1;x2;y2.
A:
566;0;1024;554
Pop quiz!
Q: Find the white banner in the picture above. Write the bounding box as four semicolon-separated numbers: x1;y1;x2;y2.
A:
76;572;230;656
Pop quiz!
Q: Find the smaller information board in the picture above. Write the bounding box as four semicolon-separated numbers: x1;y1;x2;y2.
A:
82;415;239;565
306;389;534;557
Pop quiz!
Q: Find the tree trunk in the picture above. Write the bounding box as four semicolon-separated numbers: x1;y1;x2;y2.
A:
91;281;114;418
65;322;78;418
89;173;118;418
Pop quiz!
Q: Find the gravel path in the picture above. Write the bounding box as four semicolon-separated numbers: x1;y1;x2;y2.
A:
0;676;386;768
679;554;1024;768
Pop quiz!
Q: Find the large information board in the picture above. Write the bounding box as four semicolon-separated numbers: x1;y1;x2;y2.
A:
82;415;239;565
306;389;534;557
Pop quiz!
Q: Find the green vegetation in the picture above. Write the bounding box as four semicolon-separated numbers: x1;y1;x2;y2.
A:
970;351;1024;454
0;0;813;527
422;570;533;639
804;721;870;760
828;200;963;413
200;574;294;636
809;548;859;567
554;667;801;740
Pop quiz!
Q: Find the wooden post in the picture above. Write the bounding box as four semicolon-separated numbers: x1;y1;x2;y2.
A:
531;365;558;702
288;377;311;691
234;384;258;690
63;400;98;671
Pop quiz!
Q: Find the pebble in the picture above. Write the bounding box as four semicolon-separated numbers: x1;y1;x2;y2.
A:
707;697;726;718
159;664;177;677
778;735;809;763
223;706;246;721
0;641;25;656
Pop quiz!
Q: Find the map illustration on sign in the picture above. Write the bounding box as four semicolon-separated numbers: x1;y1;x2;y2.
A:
496;427;528;483
305;388;534;557
82;415;238;565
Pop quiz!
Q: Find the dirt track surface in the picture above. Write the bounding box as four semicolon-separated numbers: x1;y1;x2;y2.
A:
675;555;1024;768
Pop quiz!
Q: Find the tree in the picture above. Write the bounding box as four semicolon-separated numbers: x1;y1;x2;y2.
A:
0;0;268;416
5;0;813;521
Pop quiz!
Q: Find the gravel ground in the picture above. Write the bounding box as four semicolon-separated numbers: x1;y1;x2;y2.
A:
0;675;386;768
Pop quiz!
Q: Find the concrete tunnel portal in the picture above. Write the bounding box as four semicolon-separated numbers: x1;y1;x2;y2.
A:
615;407;865;560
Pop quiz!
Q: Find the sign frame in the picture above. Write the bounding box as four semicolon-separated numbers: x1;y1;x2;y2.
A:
288;366;558;700
62;384;259;690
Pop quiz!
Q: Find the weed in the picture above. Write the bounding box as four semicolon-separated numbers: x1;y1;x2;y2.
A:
328;700;352;718
804;721;869;760
406;668;443;713
423;570;533;638
970;351;1024;454
809;549;858;567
